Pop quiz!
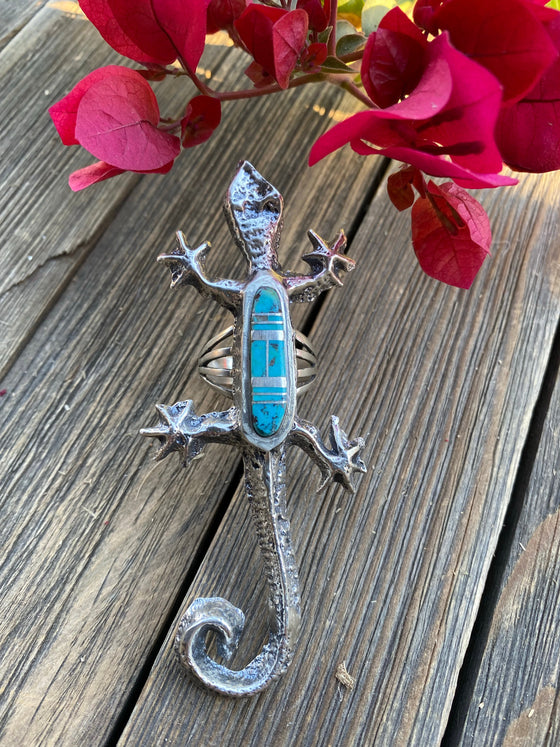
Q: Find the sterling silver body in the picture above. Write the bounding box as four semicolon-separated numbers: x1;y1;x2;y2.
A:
141;161;366;696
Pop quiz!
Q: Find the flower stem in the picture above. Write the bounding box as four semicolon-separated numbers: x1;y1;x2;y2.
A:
339;50;365;63
426;190;460;234
328;0;338;57
159;120;182;132
338;80;374;108
215;73;326;101
178;54;215;97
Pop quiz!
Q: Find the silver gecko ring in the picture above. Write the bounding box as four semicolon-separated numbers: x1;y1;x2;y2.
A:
141;161;366;697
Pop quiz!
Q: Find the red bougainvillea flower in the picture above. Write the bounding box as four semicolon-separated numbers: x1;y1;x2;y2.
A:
300;41;328;72
362;4;428;109
207;0;247;34
412;180;492;289
310;10;515;189
495;14;560;172
49;66;180;191
234;4;308;89
413;0;442;36
79;0;210;70
433;0;558;104
79;0;162;64
50;66;115;146
181;95;222;148
387;165;426;211
297;0;329;33
243;60;276;88
67;159;174;192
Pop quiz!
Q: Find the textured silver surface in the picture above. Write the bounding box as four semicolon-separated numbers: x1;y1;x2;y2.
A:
141;161;366;696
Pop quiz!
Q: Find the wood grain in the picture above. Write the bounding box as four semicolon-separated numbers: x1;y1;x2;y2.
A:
0;0;46;50
458;349;560;745
0;6;235;379
0;15;376;745
118;168;560;746
0;6;137;378
4;6;560;746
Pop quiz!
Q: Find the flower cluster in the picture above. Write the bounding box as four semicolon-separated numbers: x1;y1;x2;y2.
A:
50;0;560;289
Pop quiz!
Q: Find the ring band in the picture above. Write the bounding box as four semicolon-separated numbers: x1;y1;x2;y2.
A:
198;325;317;397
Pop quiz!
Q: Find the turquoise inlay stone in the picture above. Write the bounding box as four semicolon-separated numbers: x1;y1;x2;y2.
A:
251;340;267;378
252;404;285;437
250;287;288;438
268;341;286;377
253;287;281;313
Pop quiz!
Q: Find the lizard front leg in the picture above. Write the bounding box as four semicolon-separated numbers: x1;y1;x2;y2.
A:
283;230;355;303
140;401;240;465
158;231;243;311
289;415;366;492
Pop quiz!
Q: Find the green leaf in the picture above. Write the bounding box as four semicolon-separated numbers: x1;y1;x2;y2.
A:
338;0;365;19
336;19;359;41
320;56;356;73
546;0;560;9
318;26;333;45
361;0;397;36
336;32;366;57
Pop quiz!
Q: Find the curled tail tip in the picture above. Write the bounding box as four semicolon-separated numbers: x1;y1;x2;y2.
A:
174;595;296;697
176;596;245;666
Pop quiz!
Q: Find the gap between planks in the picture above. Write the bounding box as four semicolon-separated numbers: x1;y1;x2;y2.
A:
0;33;379;743
115;166;560;747
0;0;48;51
0;5;232;380
106;155;393;745
441;317;560;746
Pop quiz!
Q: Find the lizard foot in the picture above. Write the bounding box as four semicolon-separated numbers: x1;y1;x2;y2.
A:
303;230;355;287
318;415;367;493
157;233;210;289
140;400;205;466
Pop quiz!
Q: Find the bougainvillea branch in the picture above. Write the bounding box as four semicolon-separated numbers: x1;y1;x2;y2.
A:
50;0;560;289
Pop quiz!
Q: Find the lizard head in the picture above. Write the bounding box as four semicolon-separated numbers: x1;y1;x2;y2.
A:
225;161;284;272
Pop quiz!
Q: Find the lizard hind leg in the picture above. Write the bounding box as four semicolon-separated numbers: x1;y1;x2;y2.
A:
175;447;301;696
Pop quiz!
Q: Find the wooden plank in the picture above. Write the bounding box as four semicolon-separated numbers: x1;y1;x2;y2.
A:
456;351;560;745
118;168;560;746
0;5;139;378
0;0;47;50
0;5;232;379
0;53;375;745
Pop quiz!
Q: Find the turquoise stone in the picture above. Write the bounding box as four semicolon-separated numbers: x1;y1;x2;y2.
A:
250;287;288;437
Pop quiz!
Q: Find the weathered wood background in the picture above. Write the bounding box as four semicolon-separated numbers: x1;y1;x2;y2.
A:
1;3;559;745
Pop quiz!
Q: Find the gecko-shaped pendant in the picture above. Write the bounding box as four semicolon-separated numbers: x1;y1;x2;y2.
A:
141;161;366;696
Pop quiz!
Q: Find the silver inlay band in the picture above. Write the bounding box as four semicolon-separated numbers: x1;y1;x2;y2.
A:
251;329;285;341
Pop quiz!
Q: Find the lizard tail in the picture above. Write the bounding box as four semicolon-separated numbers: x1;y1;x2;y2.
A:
175;447;301;696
